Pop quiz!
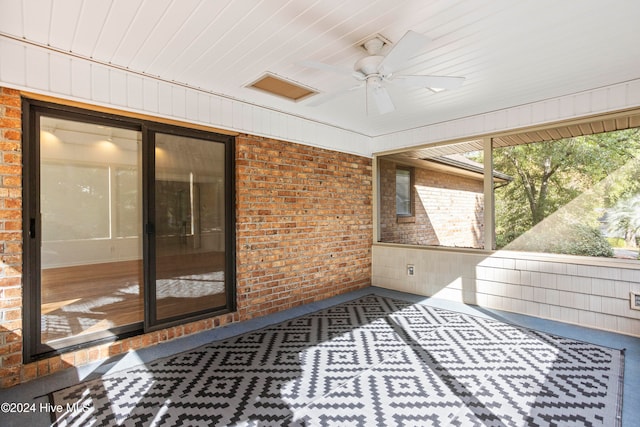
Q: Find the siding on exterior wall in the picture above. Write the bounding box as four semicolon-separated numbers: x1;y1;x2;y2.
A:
372;245;640;337
379;159;484;248
0;90;373;388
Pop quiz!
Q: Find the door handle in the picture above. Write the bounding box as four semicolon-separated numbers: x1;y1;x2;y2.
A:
145;223;155;234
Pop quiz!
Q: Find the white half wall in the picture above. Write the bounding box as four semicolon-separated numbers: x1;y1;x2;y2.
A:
372;244;640;337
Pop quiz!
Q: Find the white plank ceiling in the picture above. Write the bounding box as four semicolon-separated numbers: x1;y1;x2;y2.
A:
1;0;639;137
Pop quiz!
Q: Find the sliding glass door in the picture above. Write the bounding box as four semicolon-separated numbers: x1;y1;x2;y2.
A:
148;131;231;327
35;115;143;353
23;100;235;360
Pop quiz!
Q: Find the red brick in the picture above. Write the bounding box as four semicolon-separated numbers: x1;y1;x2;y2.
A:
49;356;65;374
99;345;111;359
108;343;122;356
0;320;21;330
0;231;21;241
36;360;49;376
0;88;19;96
4;107;20;119
0;277;21;287
87;348;100;362
2;199;20;209
235;135;372;320
21;363;37;381
2;130;21;141
2;153;21;164
0;299;20;309
60;352;75;366
0;118;20;129
75;349;88;365
0;94;373;389
3;353;22;367
4;221;21;231
378;158;484;248
0;95;20;108
3;308;21;321
2;176;21;187
0;165;21;176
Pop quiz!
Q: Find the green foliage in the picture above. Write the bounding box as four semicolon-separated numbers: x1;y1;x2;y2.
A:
607;195;640;247
506;223;613;257
607;237;627;248
559;224;614;257
494;128;640;256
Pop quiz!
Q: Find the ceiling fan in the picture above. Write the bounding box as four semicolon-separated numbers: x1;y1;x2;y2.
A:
300;30;465;115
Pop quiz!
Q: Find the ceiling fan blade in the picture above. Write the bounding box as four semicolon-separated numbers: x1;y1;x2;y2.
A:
304;83;364;107
378;30;431;75
367;81;395;115
392;75;465;90
298;60;365;79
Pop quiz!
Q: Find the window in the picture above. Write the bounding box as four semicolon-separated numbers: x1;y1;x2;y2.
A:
23;99;235;361
494;127;640;259
379;142;487;249
396;167;413;216
376;110;640;261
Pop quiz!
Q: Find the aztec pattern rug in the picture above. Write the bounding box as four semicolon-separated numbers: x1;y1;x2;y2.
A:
51;294;624;426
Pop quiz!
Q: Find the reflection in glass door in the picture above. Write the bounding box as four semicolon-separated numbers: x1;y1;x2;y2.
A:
38;116;143;347
24;100;235;361
152;133;228;322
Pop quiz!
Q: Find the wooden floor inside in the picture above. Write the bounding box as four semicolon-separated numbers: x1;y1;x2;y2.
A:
41;253;227;344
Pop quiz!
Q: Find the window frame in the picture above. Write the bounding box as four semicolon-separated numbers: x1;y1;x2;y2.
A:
22;98;236;362
374;108;640;265
395;166;415;219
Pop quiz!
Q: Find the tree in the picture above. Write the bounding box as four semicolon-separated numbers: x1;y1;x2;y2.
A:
607;195;640;248
493;128;640;254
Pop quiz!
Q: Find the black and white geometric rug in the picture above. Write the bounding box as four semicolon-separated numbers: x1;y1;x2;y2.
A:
51;295;625;426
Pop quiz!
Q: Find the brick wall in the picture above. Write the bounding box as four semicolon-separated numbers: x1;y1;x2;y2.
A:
0;90;373;388
0;88;23;388
235;135;372;318
379;158;484;248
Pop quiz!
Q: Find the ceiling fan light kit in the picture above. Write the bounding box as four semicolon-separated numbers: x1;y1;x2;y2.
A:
302;30;465;115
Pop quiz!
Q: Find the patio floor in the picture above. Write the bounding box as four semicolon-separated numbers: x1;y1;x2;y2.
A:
1;287;638;426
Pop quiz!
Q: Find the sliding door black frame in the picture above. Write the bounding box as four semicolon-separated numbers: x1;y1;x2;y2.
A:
22;98;236;362
143;123;236;332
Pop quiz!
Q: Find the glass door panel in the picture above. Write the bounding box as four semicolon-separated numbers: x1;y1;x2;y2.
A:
153;133;227;321
39;116;143;346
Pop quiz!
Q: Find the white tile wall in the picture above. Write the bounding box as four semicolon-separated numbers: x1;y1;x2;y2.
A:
372;245;640;337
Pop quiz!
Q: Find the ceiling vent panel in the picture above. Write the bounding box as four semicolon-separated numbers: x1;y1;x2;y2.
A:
248;73;317;101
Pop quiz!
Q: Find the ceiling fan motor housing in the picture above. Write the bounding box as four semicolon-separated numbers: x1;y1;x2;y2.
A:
354;55;385;77
301;30;463;115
